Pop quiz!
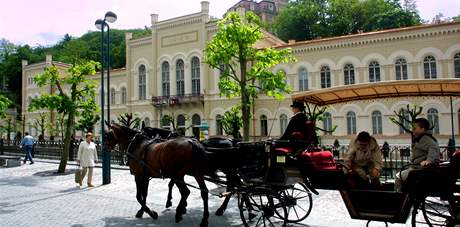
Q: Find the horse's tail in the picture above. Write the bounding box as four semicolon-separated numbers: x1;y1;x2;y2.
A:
188;139;209;173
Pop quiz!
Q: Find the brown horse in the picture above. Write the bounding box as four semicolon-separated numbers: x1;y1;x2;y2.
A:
105;123;210;227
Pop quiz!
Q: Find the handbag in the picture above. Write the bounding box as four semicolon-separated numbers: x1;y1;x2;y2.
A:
75;166;82;184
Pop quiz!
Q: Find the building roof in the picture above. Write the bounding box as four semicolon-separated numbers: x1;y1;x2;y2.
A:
292;79;460;106
278;21;460;48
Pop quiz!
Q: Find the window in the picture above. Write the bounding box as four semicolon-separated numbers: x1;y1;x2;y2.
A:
121;87;127;104
346;111;357;135
427;108;439;134
260;115;268;136
192;114;201;139
398;109;411;134
424;56;437;79
298;68;308;91
344;64;355;85
161;61;170;97
369;61;381;82
110;88;116;105
323;112;332;135
395;58;408;80
454;53;460;78
216;114;223;135
138;65;146;100
371;111;383;134
176;59;185;96
144;117;150;127
279;114;288;135
177;114;186;135
320;66;331;88
191;57;200;95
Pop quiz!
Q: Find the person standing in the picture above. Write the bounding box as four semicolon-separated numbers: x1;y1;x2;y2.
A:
77;132;98;187
20;132;35;164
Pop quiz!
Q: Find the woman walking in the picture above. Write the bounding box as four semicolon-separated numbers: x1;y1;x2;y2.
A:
77;132;98;187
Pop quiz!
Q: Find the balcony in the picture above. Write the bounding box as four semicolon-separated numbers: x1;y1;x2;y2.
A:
152;94;204;107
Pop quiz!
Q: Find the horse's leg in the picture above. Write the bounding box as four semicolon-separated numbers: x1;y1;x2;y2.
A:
141;177;158;220
195;175;209;227
174;176;190;223
166;179;174;208
135;175;145;218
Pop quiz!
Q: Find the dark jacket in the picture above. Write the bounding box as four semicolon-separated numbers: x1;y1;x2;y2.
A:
411;131;441;165
280;112;317;145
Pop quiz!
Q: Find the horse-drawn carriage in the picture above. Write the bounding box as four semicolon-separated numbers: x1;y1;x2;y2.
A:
105;79;460;227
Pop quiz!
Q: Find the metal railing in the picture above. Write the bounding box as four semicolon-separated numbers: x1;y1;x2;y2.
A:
0;139;127;166
152;93;204;106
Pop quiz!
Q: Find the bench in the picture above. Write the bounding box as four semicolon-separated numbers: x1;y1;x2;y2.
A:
0;155;22;167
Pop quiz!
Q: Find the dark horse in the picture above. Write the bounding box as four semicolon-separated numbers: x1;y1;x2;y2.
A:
105;123;211;227
141;126;242;216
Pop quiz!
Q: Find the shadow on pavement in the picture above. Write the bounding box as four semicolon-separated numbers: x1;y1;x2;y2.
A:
33;169;77;177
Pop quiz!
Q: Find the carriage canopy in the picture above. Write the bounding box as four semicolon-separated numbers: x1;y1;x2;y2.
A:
292;79;460;106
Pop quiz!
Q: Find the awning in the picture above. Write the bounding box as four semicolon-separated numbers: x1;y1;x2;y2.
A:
292;79;460;106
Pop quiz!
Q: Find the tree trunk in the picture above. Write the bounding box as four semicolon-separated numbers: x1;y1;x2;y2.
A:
58;111;74;173
241;91;250;141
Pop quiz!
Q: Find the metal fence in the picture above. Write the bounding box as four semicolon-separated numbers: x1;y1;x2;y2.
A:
0;139;127;166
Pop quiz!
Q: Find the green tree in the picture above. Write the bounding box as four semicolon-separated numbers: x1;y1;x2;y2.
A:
29;61;100;173
117;113;141;129
220;106;243;139
0;94;12;118
205;12;295;141
273;0;421;41
389;104;424;140
31;112;47;141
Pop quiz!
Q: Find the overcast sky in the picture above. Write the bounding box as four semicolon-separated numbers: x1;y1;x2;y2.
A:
1;0;459;47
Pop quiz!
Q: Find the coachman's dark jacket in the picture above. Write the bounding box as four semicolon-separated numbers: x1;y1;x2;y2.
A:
280;112;318;146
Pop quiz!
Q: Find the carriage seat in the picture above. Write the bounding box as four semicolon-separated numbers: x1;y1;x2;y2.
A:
300;150;337;171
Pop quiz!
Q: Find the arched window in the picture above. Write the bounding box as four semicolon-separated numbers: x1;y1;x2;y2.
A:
279;114;288;135
320;66;331;88
121;87;127;104
424;56;437;79
177;114;186;135
143;117;150;127
216;114;223;135
192;114;201;139
398;109;411;134
395;58;408;80
298;68;308;91
344;64;355;85
161;61;170;97
176;59;185;96
260;115;268;136
371;111;383;134
369;61;381;82
191;57;200;95
323;112;332;135
110;88;116;105
454;53;460;78
138;65;146;100
427;108;439;134
346;111;357;135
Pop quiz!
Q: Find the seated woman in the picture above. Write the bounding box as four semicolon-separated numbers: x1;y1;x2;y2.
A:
395;118;441;192
345;131;383;189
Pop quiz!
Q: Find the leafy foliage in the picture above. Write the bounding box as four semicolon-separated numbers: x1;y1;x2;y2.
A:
220;106;243;139
272;0;422;41
28;61;100;173
205;12;296;140
0;94;12;118
117;113;141;130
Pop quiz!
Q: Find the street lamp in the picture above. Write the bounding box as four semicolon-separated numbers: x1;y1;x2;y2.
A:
95;11;117;185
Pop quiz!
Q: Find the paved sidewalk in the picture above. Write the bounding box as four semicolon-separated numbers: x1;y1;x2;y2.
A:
0;161;418;227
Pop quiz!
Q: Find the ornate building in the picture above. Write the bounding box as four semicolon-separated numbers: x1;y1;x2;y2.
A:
227;0;288;25
22;1;460;146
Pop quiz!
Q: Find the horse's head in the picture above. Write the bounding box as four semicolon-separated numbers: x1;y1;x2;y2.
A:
105;122;138;151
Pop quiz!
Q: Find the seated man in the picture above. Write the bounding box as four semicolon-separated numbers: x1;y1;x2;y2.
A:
395;118;441;192
345;131;383;188
280;100;317;145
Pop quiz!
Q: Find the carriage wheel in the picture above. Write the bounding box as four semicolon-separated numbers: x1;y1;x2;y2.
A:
238;188;287;227
275;182;313;223
412;196;455;227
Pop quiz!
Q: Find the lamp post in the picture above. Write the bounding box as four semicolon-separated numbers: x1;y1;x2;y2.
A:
95;11;117;185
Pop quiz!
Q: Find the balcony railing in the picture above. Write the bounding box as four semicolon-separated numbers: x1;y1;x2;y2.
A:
152;94;204;107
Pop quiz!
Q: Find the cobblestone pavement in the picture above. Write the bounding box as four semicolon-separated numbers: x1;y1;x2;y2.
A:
0;160;421;227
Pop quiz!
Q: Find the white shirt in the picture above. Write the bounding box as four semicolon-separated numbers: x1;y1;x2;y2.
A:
77;141;98;167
